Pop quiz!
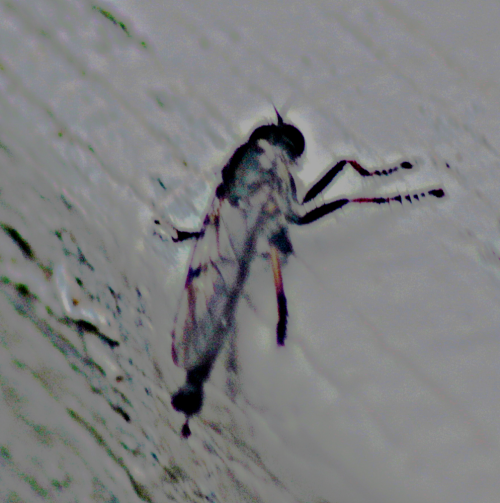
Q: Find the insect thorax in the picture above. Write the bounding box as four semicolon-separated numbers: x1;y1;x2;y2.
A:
217;139;295;210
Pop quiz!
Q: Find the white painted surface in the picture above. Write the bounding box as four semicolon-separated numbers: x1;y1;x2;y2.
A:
0;1;499;502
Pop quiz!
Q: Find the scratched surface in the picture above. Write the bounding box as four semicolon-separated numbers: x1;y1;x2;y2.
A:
0;0;500;502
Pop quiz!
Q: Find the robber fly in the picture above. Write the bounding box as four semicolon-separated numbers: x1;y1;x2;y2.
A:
155;110;445;437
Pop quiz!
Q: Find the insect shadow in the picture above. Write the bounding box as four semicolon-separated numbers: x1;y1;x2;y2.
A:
155;110;445;438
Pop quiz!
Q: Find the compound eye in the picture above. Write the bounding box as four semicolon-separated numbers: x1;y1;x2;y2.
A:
282;126;305;160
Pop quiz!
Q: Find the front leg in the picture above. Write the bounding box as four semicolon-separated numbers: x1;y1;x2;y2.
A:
154;197;223;243
303;160;413;203
294;188;445;225
153;216;205;242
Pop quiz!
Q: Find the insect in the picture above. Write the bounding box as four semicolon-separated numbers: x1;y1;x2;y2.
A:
155;110;445;438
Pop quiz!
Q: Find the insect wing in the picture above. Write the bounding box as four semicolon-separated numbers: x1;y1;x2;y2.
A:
171;200;237;370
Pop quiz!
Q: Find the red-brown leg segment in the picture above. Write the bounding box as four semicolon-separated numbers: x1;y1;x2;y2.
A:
270;245;287;346
296;188;445;225
303;160;414;204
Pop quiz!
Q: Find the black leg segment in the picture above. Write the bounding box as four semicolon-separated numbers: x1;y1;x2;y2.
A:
303;160;414;204
297;187;445;225
270;245;288;346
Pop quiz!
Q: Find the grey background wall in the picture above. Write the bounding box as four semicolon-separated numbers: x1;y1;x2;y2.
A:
1;1;500;502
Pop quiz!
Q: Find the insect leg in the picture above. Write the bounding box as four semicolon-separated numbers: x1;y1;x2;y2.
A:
153;217;205;243
172;230;205;242
303;160;414;203
213;207;221;256
270;245;288;346
296;188;445;225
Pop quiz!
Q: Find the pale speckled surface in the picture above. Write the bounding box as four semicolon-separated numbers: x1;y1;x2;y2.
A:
0;1;500;502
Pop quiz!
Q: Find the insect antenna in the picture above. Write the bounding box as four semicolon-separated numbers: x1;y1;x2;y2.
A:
273;93;295;124
274;105;284;126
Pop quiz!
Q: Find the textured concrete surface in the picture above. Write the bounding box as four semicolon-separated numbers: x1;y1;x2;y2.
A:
1;1;500;502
